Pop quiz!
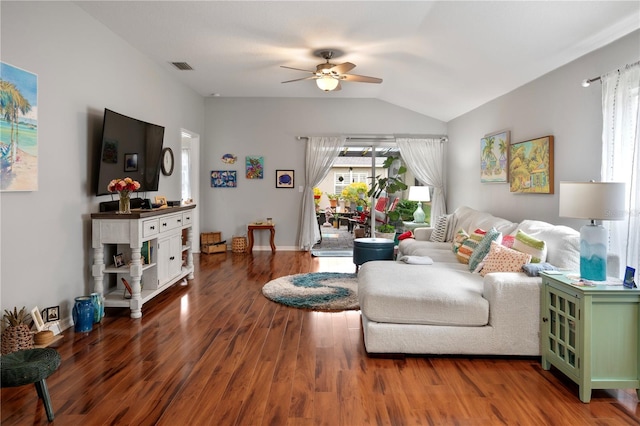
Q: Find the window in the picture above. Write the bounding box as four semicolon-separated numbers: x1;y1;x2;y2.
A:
181;147;191;202
334;172;368;195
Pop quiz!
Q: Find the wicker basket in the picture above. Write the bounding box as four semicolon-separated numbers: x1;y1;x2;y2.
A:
232;236;247;253
1;325;34;355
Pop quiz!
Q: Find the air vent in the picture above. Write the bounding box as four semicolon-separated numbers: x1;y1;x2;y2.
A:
171;62;193;71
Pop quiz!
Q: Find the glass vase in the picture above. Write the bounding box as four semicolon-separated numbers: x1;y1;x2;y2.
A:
118;191;131;214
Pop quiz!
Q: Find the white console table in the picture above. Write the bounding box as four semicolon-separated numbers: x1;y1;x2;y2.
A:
91;205;195;318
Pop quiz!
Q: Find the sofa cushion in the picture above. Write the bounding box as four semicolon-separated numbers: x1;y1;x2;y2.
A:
451;228;469;253
516;220;580;270
469;227;502;272
398;239;459;263
480;241;532;276
446;206;518;242
429;214;451;242
358;261;488;326
512;229;547;263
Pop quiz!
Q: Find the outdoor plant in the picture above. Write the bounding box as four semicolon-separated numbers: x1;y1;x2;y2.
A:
341;182;369;203
367;156;408;230
326;193;341;200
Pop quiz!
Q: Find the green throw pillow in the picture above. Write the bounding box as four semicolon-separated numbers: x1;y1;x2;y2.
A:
512;229;547;263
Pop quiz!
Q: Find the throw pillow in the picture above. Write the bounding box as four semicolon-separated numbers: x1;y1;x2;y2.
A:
522;262;558;277
398;230;413;241
456;228;486;264
501;235;515;249
429;214;451;243
480;241;532;277
512;229;547;263
451;228;469;254
468;228;503;272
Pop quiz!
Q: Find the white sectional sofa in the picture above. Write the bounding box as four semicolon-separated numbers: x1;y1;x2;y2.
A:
357;206;592;356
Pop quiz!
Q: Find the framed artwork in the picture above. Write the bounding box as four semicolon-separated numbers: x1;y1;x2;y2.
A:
1;62;38;192
113;253;125;268
154;195;167;206
481;131;509;183
44;306;60;322
124;153;138;172
221;153;237;164
245;156;264;179
102;139;118;163
509;135;554;194
31;306;45;332
276;170;294;188
623;266;636;289
211;170;237;188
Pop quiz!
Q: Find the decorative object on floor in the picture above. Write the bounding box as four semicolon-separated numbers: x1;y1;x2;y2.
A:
559;181;626;281
245;156;264;179
1;348;61;421
90;292;104;323
509;135;554;193
1;62;38;192
72;297;94;333
107;177;141;213
311;249;353;257
481;130;510;183
232;236;247;253
407;186;430;223
201;232;226;254
262;272;358;311
211;170;237;188
276;170;294;188
1;307;33;355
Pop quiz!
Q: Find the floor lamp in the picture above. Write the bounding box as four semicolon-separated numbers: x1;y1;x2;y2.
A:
408;186;431;224
559;181;625;281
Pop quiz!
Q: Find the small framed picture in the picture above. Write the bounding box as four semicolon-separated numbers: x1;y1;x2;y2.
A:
276;170;294;188
124;153;138;172
154;196;167;206
623;266;636;289
31;306;45;332
44;306;60;322
113;253;125;268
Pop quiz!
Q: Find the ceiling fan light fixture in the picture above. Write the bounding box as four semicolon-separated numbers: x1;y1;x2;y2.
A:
316;75;339;91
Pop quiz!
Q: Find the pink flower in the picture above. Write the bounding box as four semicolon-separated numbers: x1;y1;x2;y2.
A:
107;177;141;194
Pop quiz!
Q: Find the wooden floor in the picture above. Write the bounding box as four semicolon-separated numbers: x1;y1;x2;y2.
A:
2;252;639;425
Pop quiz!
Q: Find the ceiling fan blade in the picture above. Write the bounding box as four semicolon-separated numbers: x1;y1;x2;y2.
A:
341;74;383;84
330;62;356;74
280;65;316;74
281;76;317;84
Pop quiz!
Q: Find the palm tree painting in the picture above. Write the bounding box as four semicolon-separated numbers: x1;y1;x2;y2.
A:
1;62;37;191
509;136;554;194
481;131;509;183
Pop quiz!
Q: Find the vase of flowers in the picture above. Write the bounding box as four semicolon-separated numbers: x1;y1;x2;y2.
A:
107;177;141;214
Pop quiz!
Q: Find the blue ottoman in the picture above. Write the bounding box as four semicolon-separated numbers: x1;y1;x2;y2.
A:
353;237;395;271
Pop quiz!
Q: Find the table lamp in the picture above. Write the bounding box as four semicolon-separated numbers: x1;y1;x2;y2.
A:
559;181;625;281
407;186;431;223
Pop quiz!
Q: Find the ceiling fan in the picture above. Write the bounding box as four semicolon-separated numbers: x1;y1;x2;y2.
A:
281;50;383;92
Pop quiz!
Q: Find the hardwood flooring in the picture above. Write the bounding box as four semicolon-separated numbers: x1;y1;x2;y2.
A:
2;252;638;425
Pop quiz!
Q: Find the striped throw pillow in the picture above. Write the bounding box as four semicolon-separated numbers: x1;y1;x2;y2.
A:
429;214;451;242
456;228;486;264
512;229;547;263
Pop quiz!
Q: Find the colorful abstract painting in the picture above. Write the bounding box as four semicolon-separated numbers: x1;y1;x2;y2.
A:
481;131;509;183
509;136;554;194
211;170;237;188
245;156;264;179
1;62;38;191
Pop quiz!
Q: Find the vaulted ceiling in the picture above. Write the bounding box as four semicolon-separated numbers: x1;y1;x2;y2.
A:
76;1;640;122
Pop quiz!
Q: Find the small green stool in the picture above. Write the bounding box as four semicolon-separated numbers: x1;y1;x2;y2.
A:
1;348;61;422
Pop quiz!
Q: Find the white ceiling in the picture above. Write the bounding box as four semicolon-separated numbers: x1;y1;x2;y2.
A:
76;1;640;122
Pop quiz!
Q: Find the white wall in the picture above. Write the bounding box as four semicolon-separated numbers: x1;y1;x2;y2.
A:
0;2;204;323
202;98;446;249
447;30;640;229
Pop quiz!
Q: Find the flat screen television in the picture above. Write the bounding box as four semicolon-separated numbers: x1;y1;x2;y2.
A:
96;109;165;195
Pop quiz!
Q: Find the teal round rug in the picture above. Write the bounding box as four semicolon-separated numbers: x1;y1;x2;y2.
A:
262;272;359;311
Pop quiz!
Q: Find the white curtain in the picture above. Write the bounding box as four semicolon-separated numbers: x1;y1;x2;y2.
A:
397;138;447;220
298;136;344;250
601;61;640;276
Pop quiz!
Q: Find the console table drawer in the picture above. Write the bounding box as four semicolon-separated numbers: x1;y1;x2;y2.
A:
159;214;183;233
142;219;159;238
182;211;193;227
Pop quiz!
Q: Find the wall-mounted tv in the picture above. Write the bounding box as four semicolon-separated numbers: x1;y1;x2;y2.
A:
96;109;165;196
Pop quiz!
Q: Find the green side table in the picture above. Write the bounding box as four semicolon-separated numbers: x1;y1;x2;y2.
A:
539;271;640;402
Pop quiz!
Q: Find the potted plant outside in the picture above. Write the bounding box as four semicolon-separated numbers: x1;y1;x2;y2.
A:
341;182;369;211
367;156;408;239
326;193;340;208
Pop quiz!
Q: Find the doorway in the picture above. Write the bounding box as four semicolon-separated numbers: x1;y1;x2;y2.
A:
181;129;200;252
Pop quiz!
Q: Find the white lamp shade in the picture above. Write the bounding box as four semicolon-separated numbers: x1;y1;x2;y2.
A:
559;181;625;221
316;76;339;91
408;186;430;202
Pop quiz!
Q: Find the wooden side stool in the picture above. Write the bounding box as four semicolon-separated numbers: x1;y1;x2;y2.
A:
1;348;61;422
